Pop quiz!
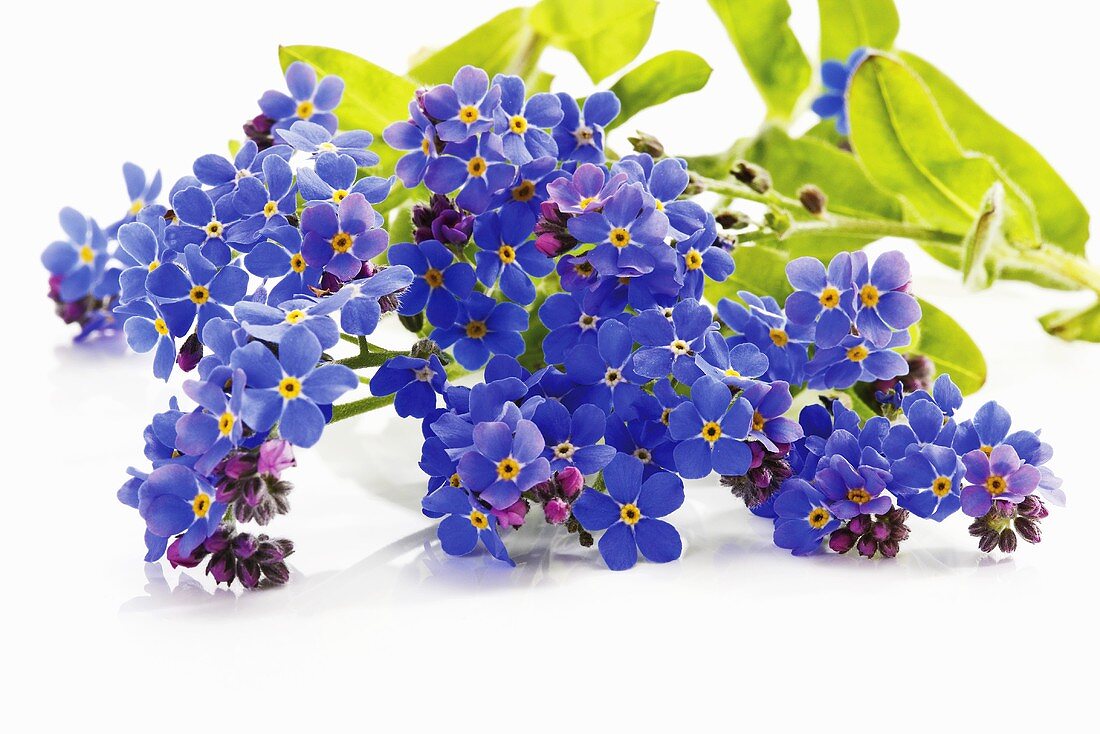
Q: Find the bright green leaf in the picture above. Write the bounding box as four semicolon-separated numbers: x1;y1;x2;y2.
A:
1039;300;1100;342
530;0;657;84
607;51;712;131
707;0;811;123
911;297;986;395
958;183;1005;290
279;45;415;136
848;53;1041;249
819;0;899;62
408;7;540;85
801;118;846;147
900;51;1090;256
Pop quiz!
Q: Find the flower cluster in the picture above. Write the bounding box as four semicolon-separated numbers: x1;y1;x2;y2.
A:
45;61;1064;589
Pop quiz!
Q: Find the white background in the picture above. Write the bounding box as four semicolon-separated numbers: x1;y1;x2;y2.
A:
4;1;1098;730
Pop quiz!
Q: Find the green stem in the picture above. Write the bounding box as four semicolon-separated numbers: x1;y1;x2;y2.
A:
1011;245;1100;294
693;175;803;210
781;217;963;246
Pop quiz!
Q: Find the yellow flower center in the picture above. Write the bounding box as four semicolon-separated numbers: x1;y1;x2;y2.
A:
819;286;840;309
192;492;212;518
79;245;95;264
701;421;722;443
318;141;338;153
285;309;306;324
469;510;489;529
278;376;302;399
724;368;741;378
619;503;641;525
458;105;479;123
467;156;487;177
554;442;575;459
204;220;223;238
496;458;520;480
421;138;432;155
574;261;594;276
498;244;516;264
331;232;353;253
660;408;672;426
263;201;278;217
931;476;953;498
189;285;210;304
847;488;871;504
296;100;314;119
511;180;536;202
148;260;160;272
670;339;690;356
655;200;665;211
610;227;631;248
769;328;789;347
508;115;528;134
424;268;444;288
684;249;703;270
980;444;993;456
807;507;831;529
154;318;169;336
465;320;487;339
449;473;462;488
290;253;307;273
332;189;348;203
578;196;597;209
985;475;1007;495
751;411;766;432
129;199;145;215
847;345;869;362
218;412;235;436
860;283;880;308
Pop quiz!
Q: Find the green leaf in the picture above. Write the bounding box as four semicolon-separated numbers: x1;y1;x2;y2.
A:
899;51;1090;256
530;0;657;84
707;0;811;123
847;52;1041;249
606;51;712;131
1039;300;1100;342
408;7;539;84
958;183;1005;290
705;244;792;305
819;0;899;62
910;297;986;395
279;45;415;136
801;118;846;148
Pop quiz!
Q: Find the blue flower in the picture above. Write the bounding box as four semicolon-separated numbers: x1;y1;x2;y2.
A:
233;292;345;349
881;397;957;459
772;479;839;555
422;65;501;142
783;252;857;348
572;453;684;570
742;380;803;451
425;133;516;215
719;293;811;384
805;333;910;390
538;290;620;365
902;373;963;418
890;444;963;521
491;74;563;163
192;140;291;205
431;292;528;370
196;317;249;379
384;100;439;188
552;91;620;163
851;250;921;347
562;319;644;416
546;162;628;214
695;332;769;391
811;429;892;518
388;240;475;328
490;156;565;235
811;48;865;135
42;208;109;302
631;299;717;384
456;418;550;509
668;376;753;479
117;212;174;304
166;186;240;266
140;398;191;467
473;210;554;305
300;193;388;282
604;411;678;478
119;299;177;381
421;485;514;566
224;154;298;246
568;183;669;277
586;243;683;312
531;400;616;474
230;324;358;447
175;367;247;474
676;215;733;299
370;354;448;418
280;120;379;166
335;265;415;336
259;61;344;139
296;152;394;206
135;464;226;561
242;225;323;306
616;154;709;237
146;244;249;338
110;162;163;234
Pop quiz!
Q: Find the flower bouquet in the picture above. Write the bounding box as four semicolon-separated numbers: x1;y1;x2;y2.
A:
43;1;1085;589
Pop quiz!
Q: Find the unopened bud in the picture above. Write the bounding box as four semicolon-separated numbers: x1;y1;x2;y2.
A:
798;185;827;216
731;160;771;194
716;210;750;230
627;131;665;158
557;467;584;498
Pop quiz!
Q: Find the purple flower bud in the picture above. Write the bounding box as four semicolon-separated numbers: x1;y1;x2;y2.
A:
557;467;584;498
1014;517;1042;545
856;536;878;559
849;514;872;536
829;528;856;554
232;532;259;560
544;497;571;525
998;528;1018;553
258;439;296;477
262;561;290;586
166;536;204;569
1017;495;1048;519
237;559;262;589
879;540;900;558
203;526;233;553
533;202;578;256
206;553;236;585
871;521;891;542
491;499;528;530
243;114;275;151
176;333;203;372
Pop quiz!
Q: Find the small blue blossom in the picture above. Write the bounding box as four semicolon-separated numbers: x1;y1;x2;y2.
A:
233;293;345;349
259;61;344;139
890;444;964;521
192;140;291;204
490;156;565;235
851;250;921;347
166;186;240;266
616;154;709;237
383;100;438;188
456;418;550;509
741;380;804;450
631;299;717;384
531;400;616;474
388;240;475;328
568;183;670;277
695;332;769;391
421;485;514;565
552;91;620;164
431;292;528;370
370;354;448;419
571;453;684;570
335;265;415;336
134;464;226;561
772;479;840;556
491;74;563;163
41;208;109;302
473;210;554;305
117;212;174;304
119;299;177;381
242;225;323;306
717;293;811;384
668;376;754;479
805;333;910;390
230;324;357;447
811;429;892;518
424;133;515;215
811;48;865;135
562;319;644;417
783;252;857;348
175;366;247;475
546;162;627;214
146;243;248;338
676;215;733;299
296;151;394;206
422;65;501;142
109;162;163;234
300;193;388;282
224;154;298;246
280;120;379;166
538;290;620;365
